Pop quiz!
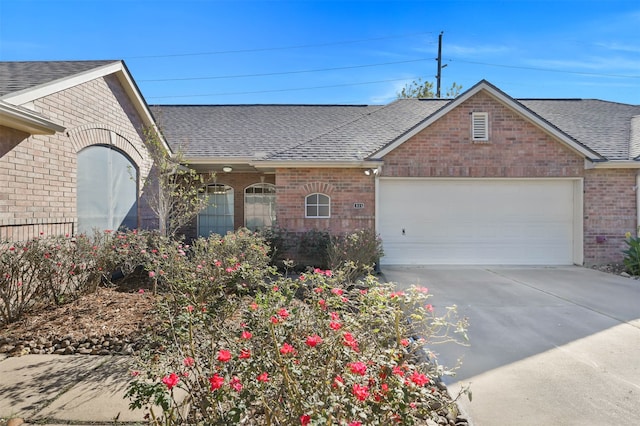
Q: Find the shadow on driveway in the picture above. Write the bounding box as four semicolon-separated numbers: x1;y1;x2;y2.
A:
382;265;640;381
381;265;640;425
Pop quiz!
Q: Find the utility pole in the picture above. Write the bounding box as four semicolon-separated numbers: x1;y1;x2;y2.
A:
436;31;443;98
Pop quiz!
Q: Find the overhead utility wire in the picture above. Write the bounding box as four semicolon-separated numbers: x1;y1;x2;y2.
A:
147;77;417;99
138;58;434;82
126;31;435;59
450;58;640;79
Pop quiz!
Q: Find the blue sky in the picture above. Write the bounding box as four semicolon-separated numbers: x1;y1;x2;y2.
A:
0;0;638;105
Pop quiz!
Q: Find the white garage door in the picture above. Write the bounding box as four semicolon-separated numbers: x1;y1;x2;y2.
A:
378;179;580;265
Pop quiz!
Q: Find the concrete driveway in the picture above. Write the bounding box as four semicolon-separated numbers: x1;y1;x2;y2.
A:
381;266;640;426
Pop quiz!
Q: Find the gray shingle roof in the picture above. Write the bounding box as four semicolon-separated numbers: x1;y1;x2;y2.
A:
519;99;640;160
0;60;118;98
152;104;384;159
267;99;449;161
156;97;640;163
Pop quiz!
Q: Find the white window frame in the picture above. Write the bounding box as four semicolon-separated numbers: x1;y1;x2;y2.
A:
305;193;330;218
198;183;234;237
472;112;489;141
244;183;276;230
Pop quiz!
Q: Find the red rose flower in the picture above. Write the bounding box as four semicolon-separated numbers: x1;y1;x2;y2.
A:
410;371;430;386
257;372;269;382
348;361;367;376
230;376;243;392
305;335;323;347
280;342;295;356
162;372;179;390
217;349;232;363
209;374;225;391
352;383;369;401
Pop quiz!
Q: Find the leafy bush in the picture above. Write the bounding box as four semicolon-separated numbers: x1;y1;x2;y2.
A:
296;229;331;269
0;233;98;324
126;269;469;425
145;228;275;305
88;229;162;288
258;226;293;268
623;231;640;275
327;229;384;282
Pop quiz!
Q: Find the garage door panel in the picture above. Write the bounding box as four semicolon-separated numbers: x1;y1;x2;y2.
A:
379;179;576;265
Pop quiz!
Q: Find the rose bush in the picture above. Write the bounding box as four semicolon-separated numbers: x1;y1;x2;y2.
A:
126;265;469;425
0;233;98;324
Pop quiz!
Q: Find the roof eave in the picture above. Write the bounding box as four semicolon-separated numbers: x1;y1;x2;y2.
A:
585;159;640;169
0;101;65;134
252;160;383;169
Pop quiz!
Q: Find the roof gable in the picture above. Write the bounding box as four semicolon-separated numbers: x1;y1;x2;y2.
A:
0;60;168;151
371;80;604;161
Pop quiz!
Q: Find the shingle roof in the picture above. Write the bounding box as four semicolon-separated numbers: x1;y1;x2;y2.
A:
152;104;383;159
0;60;118;98
267;99;449;161
156;96;640;163
519;99;640;161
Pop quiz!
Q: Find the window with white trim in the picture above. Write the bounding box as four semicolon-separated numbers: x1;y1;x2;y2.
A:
472;112;489;141
305;193;330;218
198;184;234;237
245;183;276;230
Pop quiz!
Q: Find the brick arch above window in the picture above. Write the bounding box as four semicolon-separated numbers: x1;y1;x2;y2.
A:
301;181;336;196
67;124;150;174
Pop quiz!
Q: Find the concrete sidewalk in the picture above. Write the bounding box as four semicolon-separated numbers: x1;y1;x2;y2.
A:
383;265;640;426
0;354;145;425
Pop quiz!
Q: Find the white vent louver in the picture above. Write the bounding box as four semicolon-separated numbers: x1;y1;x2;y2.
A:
472;112;489;141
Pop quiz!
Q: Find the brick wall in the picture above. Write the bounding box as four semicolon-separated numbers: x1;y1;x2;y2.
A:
381;91;636;265
275;168;375;234
583;168;637;264
181;172;277;240
0;74;154;241
383;92;584;178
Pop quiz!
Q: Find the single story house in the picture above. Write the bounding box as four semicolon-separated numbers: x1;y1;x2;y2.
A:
2;60;639;266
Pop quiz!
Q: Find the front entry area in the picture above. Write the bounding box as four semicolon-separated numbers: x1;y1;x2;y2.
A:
378;178;582;265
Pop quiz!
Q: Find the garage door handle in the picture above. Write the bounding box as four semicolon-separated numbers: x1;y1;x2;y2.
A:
402;228;405;235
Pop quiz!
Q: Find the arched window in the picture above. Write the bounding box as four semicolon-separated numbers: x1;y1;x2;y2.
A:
245;183;276;230
305;193;330;218
77;145;138;234
198;184;234;237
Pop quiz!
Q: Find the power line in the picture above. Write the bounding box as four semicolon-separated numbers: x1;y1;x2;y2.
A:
147;77;418;99
138;58;435;82
449;58;640;79
126;31;436;60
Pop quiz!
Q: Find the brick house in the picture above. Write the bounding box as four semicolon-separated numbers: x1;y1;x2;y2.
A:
0;61;162;240
2;61;638;266
154;81;640;266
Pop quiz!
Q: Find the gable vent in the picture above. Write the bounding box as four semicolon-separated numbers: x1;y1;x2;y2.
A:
472;112;489;141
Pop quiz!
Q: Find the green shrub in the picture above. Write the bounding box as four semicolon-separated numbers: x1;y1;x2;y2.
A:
145;228;275;306
126;270;469;425
296;229;331;270
327;229;384;282
623;231;640;275
0;240;43;324
0;233;99;324
258;226;293;268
